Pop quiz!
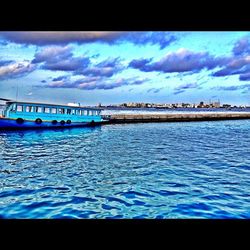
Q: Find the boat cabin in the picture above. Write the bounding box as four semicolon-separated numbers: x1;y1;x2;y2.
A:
2;101;103;124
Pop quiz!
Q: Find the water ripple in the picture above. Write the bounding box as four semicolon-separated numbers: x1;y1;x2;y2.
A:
0;120;250;218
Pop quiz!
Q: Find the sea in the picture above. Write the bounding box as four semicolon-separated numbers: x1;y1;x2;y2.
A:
0;108;250;218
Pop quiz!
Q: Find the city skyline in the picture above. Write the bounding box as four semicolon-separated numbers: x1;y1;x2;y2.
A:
0;31;250;106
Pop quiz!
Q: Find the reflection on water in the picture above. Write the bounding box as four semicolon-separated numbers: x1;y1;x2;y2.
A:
0;120;250;218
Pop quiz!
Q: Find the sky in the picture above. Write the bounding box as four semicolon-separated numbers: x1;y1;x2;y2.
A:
0;31;250;106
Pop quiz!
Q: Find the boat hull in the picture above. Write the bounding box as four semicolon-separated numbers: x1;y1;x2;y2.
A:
0;117;101;130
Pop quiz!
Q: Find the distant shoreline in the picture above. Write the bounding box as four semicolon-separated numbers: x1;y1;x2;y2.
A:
101;107;250;116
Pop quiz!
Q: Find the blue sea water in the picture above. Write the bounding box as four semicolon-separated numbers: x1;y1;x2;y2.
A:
0;119;250;218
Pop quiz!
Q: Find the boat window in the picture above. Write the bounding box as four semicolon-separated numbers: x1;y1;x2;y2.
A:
83;110;88;116
58;108;65;114
71;109;75;115
76;109;80;115
10;104;16;111
25;106;32;112
67;109;71;115
51;108;57;114
44;107;50;113
36;107;42;113
17;105;23;112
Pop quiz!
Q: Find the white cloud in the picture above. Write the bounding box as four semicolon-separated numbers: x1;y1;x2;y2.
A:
0;61;36;80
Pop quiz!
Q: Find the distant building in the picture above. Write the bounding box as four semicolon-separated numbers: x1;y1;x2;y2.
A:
113;101;243;109
211;101;220;108
145;103;152;108
222;104;231;108
197;101;204;108
182;103;191;108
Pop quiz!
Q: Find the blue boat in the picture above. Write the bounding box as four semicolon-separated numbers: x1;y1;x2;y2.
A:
0;98;105;130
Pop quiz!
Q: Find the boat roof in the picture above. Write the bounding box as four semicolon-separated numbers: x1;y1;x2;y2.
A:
0;98;12;101
5;100;103;110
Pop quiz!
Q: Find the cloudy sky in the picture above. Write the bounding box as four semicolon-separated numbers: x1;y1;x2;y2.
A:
0;31;250;106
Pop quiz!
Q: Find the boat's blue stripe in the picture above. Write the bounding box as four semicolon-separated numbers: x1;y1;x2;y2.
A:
0;117;98;129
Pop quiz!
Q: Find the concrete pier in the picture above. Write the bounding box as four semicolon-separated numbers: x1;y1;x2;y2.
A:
102;112;250;124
